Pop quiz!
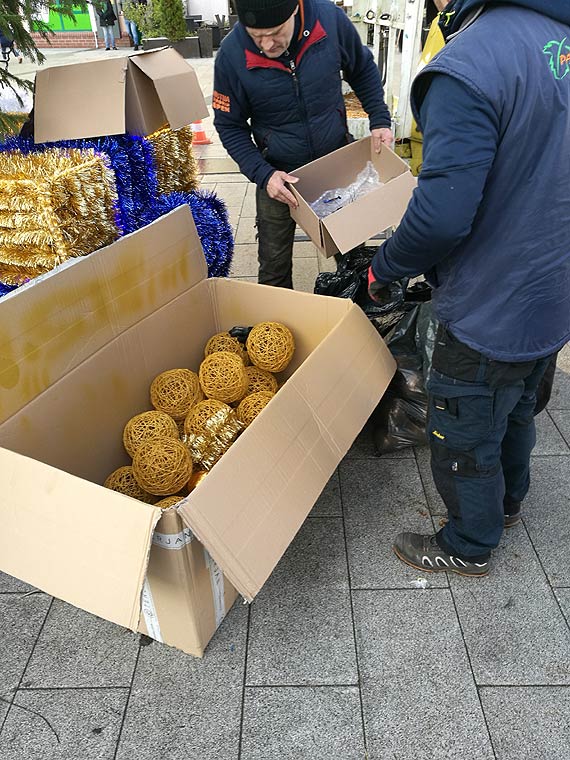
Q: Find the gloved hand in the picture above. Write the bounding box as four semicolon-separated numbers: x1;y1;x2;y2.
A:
367;266;392;304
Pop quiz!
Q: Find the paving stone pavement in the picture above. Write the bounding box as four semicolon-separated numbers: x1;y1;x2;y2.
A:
1;49;570;760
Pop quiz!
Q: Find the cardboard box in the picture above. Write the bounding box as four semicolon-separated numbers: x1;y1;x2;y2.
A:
290;137;417;258
33;48;209;144
0;207;396;657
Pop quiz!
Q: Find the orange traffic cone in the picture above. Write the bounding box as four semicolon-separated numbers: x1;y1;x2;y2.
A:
191;120;212;145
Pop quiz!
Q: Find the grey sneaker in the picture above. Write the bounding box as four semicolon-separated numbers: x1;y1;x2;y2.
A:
393;532;490;577
504;504;522;528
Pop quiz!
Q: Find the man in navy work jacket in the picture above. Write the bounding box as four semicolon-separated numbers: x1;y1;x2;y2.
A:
368;0;570;577
213;0;393;288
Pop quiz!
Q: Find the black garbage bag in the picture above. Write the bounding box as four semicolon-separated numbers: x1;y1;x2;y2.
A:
370;300;438;455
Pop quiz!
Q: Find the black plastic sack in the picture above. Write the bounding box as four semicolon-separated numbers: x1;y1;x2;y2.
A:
370;301;436;454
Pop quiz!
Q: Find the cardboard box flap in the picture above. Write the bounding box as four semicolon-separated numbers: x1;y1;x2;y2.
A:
0;448;161;630
178;304;396;601
322;171;417;255
0;207;206;425
34;58;128;143
129;49;209;128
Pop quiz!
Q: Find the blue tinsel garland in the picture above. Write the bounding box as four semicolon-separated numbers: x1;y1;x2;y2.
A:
154;190;234;278
0;135;234;294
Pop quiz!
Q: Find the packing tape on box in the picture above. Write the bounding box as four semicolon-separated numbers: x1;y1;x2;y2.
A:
204;549;226;628
141;578;163;643
152;527;194;550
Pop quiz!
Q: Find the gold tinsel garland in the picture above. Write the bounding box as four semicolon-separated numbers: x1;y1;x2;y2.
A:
0;148;119;285
148;126;199;195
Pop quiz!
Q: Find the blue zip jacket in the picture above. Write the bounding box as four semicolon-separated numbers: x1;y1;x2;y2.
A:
371;0;570;362
213;0;391;189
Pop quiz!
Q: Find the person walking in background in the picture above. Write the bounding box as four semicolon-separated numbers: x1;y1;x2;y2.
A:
0;32;23;63
368;0;570;577
97;0;118;50
121;1;141;50
213;0;393;289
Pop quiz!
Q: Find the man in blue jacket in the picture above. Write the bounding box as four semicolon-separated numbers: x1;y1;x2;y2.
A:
213;0;393;288
369;0;570;577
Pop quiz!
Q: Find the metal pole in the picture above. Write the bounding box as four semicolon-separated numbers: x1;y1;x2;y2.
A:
394;0;425;139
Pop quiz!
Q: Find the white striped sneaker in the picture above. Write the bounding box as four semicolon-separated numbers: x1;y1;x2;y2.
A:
393;532;490;577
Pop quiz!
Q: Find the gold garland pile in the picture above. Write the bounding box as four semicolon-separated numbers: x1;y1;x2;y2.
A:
148;126;199;195
0;148;119;286
104;322;295;505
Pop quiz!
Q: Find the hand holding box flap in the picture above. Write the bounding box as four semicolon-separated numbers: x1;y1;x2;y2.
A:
0;449;161;631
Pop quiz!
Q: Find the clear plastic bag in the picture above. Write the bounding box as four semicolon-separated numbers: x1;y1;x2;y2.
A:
310;161;383;219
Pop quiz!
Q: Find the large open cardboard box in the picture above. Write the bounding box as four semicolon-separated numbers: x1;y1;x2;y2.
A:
290;137;417;257
0;207;396;657
33;48;209;143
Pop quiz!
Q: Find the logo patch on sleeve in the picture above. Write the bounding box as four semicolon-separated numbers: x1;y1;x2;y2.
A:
543;38;570;81
213;91;231;112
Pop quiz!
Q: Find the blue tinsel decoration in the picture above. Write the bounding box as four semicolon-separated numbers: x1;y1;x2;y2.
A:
153;190;234;278
0;282;17;298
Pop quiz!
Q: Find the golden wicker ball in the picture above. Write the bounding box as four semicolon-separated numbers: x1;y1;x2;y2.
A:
237;391;275;427
104;466;156;504
204;332;248;365
123;410;180;457
150;368;203;420
155;495;186;509
246;321;295;373
132;437;193;496
198;351;248;404
245;365;279;395
184;399;231;436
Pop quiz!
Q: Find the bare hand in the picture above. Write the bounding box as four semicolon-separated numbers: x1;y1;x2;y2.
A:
266;170;299;208
371;127;394;153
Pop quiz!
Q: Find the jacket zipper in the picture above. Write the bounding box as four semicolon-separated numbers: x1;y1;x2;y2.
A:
289;58;316;160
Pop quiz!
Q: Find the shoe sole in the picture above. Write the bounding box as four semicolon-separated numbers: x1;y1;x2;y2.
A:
392;545;489;577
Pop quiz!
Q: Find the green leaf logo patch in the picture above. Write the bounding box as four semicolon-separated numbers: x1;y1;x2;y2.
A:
543;38;570;80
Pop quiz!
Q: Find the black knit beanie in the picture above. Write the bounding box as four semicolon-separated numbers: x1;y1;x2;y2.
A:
235;0;298;29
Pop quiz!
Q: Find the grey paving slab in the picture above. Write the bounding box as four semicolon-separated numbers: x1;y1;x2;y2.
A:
0;594;51;696
214;182;248;208
533;410;569;454
480;686;570;760
201;173;250;183
23;600;140;689
246;519;357;685
235;217;257;244
523;455;570;586
0;688;127;760
292;256;319;294
550;409;570;447
0;571;35;593
451;528;570;685
310;469;342;517
353;589;494;760
555;589;570;624
116;603;247;760
341;458;448;589
230;243;258;278
241;192;257;217
240;687;365;759
550;344;570;409
292;241;319;259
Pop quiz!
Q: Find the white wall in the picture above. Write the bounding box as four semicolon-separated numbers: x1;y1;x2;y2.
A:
186;0;231;23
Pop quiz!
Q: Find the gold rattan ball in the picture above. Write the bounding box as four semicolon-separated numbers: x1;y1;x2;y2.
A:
198;351;248;404
237;391;275;427
245;365;279;395
155;495;186;508
132;437;193;496
104;466;156;504
204;332;248;364
246;321;295;372
123;410;180;457
150;368;203;420
184;399;230;436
